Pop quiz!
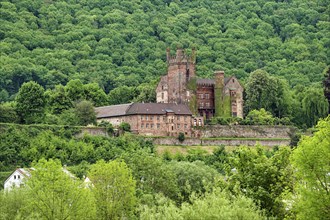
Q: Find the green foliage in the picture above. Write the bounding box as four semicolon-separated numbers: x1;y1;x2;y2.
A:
119;122;131;132
223;95;232;117
74;100;96;126
88;159;136;220
0;103;19;123
168;160;219;203
290;116;330;219
15;81;46;124
324;67;330;112
302;87;329;127
140;189;263;220
214;86;223;117
98;120;114;135
226;146;294;218
26;159;96;219
246;108;275;125
123;150;179;202
178;132;185;142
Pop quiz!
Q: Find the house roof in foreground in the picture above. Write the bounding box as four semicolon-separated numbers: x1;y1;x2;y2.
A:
95;103;192;118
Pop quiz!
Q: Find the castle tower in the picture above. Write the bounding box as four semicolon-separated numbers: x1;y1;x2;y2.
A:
166;48;196;104
214;71;225;117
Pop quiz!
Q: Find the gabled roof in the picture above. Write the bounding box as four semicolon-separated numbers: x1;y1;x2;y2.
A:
95;103;192;118
4;168;33;185
196;77;231;86
95;103;133;118
127;103;192;115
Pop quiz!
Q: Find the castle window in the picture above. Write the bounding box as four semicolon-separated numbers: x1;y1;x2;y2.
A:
184;124;188;129
184;116;187;121
157;116;160;121
206;102;210;108
146;123;149;128
141;124;144;128
151;124;154;128
163;116;166;121
200;102;204;108
193;119;197;126
161;92;164;99
145;115;148;120
232;79;235;83
14;175;16;179
141;115;143;120
199;94;204;99
177;116;180;121
205;94;209;99
157;123;160;128
177;124;180;129
162;85;164;90
18;175;20;179
198;119;202;126
150;116;154;120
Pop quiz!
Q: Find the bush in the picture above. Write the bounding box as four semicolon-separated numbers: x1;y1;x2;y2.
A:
119;122;131;132
178;132;185;142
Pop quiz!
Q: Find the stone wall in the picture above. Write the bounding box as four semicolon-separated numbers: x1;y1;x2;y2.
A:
77;127;108;137
195;125;295;139
151;137;290;147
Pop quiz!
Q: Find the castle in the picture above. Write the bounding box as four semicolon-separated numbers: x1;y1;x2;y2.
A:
95;48;243;137
156;48;243;119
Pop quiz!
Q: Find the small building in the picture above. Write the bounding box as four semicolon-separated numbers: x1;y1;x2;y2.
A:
95;103;203;137
4;168;33;191
4;167;78;191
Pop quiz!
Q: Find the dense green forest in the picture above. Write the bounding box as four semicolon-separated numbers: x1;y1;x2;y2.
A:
1;0;329;128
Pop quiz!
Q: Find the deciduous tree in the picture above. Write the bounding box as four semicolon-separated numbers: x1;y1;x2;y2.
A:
291;116;330;219
15;81;46;124
88;160;136;220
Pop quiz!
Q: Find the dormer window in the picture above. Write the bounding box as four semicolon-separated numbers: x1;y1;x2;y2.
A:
14;175;16;179
232;79;234;83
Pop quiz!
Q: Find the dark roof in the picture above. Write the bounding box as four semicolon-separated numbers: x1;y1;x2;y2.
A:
95;103;133;118
196;77;230;86
95;103;192;118
127;103;192;115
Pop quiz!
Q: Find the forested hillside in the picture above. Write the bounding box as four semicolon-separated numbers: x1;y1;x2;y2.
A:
1;0;329;98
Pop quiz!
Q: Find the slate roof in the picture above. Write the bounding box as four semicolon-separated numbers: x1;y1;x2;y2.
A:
196;77;230;86
95;103;192;118
95;103;133;118
127;103;192;115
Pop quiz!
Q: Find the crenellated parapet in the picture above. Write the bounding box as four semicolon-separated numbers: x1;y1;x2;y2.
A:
166;48;196;64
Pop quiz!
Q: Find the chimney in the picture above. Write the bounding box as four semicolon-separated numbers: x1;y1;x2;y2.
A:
214;71;225;88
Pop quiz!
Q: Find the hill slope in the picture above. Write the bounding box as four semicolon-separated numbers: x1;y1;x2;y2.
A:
0;0;329;96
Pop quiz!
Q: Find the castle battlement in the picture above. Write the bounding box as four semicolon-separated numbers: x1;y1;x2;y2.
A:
166;48;196;64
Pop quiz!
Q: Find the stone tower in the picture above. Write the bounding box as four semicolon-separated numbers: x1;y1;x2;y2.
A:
166;48;196;104
214;71;225;117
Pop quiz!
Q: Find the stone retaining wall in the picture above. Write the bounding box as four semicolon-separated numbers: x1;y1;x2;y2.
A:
151;137;290;147
194;125;295;139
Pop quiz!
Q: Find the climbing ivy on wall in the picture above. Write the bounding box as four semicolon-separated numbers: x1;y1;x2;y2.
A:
187;78;198;115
